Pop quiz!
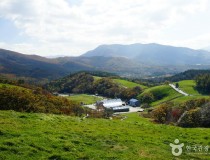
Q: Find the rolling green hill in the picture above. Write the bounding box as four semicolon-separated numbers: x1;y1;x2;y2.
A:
176;80;201;95
169;80;210;104
93;77;147;89
67;94;103;105
138;80;210;106
0;83;84;116
1;110;210;160
113;79;148;89
139;85;182;106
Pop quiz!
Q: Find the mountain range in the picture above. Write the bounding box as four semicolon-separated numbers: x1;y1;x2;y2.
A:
1;43;210;81
82;43;210;65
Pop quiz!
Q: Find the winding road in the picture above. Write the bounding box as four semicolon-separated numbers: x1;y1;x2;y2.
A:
169;84;189;96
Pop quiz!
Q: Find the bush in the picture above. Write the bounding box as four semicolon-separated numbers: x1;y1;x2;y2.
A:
152;102;183;124
177;108;201;127
141;103;151;108
0;85;84;116
200;103;210;127
152;103;172;123
138;92;154;104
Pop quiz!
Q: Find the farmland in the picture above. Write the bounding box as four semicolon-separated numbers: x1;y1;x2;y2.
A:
1;76;210;159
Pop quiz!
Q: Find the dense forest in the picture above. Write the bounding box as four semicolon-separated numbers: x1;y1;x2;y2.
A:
195;74;210;94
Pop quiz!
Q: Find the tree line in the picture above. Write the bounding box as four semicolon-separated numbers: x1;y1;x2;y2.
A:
195;73;210;94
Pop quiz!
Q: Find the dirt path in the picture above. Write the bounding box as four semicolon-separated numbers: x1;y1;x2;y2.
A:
169;84;189;96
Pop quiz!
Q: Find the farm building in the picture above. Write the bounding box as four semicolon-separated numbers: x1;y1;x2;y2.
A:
96;99;123;108
96;99;129;112
128;99;140;107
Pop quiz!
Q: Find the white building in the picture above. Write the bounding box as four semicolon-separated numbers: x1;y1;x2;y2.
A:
96;99;129;112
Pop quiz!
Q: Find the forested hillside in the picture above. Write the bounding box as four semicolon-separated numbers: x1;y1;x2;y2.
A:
45;72;145;100
2;48;210;81
0;79;86;116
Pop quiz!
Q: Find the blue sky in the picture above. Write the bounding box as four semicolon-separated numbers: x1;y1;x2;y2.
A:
0;0;210;56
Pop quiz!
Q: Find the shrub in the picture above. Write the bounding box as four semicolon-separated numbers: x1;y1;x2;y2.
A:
152;103;173;123
200;103;210;127
138;92;154;104
177;108;201;127
0;85;84;116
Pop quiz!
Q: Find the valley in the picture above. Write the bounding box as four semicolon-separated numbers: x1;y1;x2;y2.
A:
1;46;210;160
1;1;210;159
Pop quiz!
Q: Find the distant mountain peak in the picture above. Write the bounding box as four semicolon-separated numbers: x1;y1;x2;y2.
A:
81;43;210;66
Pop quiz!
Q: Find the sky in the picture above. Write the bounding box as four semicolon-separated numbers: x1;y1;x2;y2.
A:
0;0;210;57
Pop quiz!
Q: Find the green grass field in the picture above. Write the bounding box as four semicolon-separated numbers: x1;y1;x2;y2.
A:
93;76;147;89
176;80;201;95
93;76;101;81
66;94;103;104
0;83;25;89
171;95;210;104
113;79;148;89
139;85;183;106
166;80;209;105
0;110;210;160
138;82;210;106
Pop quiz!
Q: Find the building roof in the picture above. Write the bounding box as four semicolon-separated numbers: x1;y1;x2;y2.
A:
99;99;123;108
129;98;139;102
112;106;130;111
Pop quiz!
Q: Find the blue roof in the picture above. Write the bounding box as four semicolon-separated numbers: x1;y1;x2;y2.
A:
129;98;139;102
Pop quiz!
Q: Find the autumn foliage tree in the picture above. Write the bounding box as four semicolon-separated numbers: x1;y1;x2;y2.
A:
0;85;85;116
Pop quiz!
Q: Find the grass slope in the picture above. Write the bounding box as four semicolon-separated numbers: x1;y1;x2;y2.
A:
93;76;147;89
169;80;209;104
171;95;210;104
67;94;103;105
0;83;27;90
0;110;210;160
113;79;147;89
177;80;201;95
139;82;209;106
93;76;101;81
140;85;183;106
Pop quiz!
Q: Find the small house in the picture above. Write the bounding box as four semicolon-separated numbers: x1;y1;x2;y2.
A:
129;98;140;107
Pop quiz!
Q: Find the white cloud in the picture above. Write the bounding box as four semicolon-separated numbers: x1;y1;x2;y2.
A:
0;0;210;56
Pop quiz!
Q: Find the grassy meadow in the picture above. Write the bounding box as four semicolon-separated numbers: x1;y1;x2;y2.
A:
139;85;182;106
66;94;103;105
1;110;210;160
113;79;148;89
177;80;201;95
1;78;210;159
138;80;210;107
93;76;148;89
